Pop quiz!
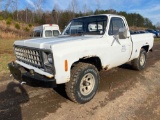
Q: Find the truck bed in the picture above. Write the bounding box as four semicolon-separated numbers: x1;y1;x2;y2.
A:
130;33;154;60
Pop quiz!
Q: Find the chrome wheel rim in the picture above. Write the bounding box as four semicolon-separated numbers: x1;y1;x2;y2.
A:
80;73;95;96
140;53;145;66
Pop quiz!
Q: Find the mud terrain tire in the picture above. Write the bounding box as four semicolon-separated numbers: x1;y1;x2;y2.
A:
65;62;99;104
131;49;147;70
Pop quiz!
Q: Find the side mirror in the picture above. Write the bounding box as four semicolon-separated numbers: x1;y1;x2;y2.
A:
118;27;128;39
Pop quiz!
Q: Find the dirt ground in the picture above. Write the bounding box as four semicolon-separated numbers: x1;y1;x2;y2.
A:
0;41;160;120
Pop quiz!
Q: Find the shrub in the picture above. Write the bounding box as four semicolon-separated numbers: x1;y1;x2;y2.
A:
28;24;32;28
15;23;20;29
6;20;11;25
7;17;12;21
0;16;3;20
24;27;30;32
6;17;12;25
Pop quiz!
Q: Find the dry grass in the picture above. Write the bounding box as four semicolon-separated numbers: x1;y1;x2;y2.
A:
155;38;160;41
0;20;33;31
0;20;33;39
0;54;15;74
154;38;160;44
0;39;18;54
0;39;17;74
0;20;33;73
0;31;20;39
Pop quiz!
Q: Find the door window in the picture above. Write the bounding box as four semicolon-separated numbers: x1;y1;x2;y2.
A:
33;30;42;37
109;17;125;35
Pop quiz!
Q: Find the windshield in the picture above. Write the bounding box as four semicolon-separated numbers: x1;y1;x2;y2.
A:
45;30;60;37
62;15;107;35
53;30;60;36
45;30;52;37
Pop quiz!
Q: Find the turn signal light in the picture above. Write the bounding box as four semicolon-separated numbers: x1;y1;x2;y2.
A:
65;60;68;72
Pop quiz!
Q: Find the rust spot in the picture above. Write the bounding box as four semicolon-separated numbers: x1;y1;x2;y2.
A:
103;65;109;71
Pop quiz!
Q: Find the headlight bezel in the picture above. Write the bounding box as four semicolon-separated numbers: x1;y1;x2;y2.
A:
47;53;53;64
42;50;55;74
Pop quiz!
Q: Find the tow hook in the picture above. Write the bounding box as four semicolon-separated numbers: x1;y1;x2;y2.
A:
20;81;26;85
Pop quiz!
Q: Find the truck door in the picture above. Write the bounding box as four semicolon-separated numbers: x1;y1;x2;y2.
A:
108;17;132;67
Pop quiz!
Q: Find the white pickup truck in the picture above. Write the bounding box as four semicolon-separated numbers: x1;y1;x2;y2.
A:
8;14;154;104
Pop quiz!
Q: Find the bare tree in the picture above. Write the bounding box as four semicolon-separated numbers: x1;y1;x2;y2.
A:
71;0;78;13
33;0;44;13
15;0;18;20
0;0;2;12
83;3;93;16
25;7;28;23
34;0;41;9
33;0;45;21
24;3;32;23
5;0;11;12
3;0;12;18
68;0;78;17
95;0;100;10
25;2;35;23
156;22;160;29
83;3;87;15
10;0;18;20
52;3;61;24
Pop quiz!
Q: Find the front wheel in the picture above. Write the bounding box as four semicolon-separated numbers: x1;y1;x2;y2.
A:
131;49;147;70
65;62;99;104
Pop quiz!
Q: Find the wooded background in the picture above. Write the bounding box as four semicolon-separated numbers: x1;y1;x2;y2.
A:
0;0;158;30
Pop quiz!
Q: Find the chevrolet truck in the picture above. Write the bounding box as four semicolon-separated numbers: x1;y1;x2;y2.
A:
8;14;154;104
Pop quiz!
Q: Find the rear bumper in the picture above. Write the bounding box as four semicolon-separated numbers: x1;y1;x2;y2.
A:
8;62;57;88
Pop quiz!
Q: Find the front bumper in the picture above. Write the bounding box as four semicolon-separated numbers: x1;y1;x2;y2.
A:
8;62;57;88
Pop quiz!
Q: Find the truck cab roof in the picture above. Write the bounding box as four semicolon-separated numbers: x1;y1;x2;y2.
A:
33;24;61;38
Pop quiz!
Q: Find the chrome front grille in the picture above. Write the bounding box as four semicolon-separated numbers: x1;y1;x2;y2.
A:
14;46;43;68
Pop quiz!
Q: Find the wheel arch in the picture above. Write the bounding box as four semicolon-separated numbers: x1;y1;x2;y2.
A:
142;45;149;52
71;56;103;71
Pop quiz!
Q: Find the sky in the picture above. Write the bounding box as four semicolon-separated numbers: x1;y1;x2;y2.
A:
1;0;160;25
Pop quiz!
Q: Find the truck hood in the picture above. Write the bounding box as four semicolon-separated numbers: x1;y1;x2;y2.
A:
14;35;102;49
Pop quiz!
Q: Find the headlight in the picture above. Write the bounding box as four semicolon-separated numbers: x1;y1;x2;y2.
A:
47;54;53;64
42;51;54;74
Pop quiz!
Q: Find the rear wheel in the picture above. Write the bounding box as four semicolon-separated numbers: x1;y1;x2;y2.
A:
65;62;99;104
131;49;147;70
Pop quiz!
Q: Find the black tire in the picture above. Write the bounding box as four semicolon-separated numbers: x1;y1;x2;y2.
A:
131;49;147;70
65;62;99;104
